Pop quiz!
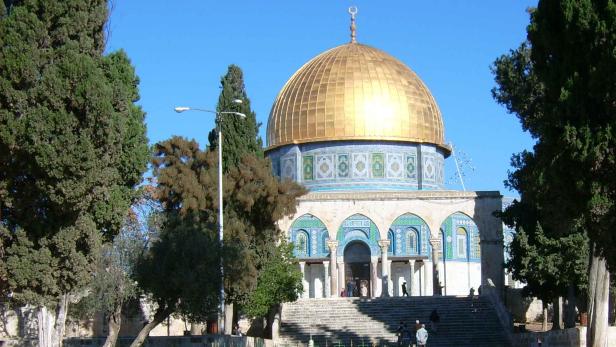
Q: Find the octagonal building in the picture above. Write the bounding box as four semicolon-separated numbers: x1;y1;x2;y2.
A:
265;25;504;299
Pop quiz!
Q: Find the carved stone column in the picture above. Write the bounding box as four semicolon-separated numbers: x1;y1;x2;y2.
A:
409;259;416;296
387;260;393;296
370;258;378;298
337;261;345;296
299;261;308;298
378;240;391;297
323;261;330;298
430;238;442;296
327;240;339;297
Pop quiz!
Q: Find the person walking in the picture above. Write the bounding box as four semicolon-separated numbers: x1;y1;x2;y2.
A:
347;279;354;297
429;309;440;333
396;321;405;347
401;282;409;296
416;324;428;347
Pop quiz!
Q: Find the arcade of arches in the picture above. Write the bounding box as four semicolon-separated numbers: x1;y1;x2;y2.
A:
280;191;504;299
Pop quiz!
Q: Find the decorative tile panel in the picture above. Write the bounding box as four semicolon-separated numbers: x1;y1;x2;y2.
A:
337;154;350;178
405;154;417;179
352;153;369;178
281;156;296;181
423;154;435;181
371;153;385;178
315;154;335;179
387;153;404;178
303;155;314;181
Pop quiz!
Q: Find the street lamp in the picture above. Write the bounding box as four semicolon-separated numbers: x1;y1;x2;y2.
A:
174;100;245;335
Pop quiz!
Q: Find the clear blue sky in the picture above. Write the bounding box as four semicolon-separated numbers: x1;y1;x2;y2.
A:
106;1;537;194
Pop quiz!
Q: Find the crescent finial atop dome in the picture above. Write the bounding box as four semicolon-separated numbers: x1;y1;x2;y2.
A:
348;6;358;43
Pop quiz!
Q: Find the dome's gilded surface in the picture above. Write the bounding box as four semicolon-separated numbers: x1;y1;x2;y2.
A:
267;43;449;154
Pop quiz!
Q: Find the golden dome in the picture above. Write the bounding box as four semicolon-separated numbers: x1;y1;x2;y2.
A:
266;42;450;155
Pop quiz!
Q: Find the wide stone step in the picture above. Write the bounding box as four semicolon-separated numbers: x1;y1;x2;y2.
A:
279;296;510;347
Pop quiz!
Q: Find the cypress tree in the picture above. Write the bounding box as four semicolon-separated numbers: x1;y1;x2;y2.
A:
492;1;616;344
208;64;263;172
0;1;149;345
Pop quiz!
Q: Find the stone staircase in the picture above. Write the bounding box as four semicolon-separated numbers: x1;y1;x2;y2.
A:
279;296;511;347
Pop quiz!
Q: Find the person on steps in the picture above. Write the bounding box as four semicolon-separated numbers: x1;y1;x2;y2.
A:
401;282;409;296
416;324;428;347
396;321;404;347
429;309;440;333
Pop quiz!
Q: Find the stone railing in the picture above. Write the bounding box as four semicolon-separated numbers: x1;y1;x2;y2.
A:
482;284;513;345
63;335;270;347
512;327;616;347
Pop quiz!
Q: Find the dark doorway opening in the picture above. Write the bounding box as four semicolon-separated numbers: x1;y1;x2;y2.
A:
343;240;371;297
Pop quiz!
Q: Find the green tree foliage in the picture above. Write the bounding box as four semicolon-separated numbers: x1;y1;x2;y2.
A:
505;216;588;304
223;154;306;305
0;0;148;344
244;241;302;318
492;0;616;343
208;65;263;171
73;186;161;347
130;137;305;345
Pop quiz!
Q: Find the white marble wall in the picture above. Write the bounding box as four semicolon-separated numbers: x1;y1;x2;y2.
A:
300;259;482;298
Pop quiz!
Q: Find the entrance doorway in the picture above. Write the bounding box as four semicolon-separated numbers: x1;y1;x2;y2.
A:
343;241;371;297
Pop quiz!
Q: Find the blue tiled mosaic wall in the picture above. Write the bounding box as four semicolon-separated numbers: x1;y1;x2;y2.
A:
267;141;445;191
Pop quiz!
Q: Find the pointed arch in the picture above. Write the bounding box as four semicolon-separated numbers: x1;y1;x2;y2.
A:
336;214;380;257
439;212;479;262
289;213;329;258
388;213;431;256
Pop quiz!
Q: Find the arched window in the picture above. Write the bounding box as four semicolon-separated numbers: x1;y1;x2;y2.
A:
296;231;309;256
471;231;481;259
322;231;329;254
407;228;419;254
456;227;468;259
387;230;394;254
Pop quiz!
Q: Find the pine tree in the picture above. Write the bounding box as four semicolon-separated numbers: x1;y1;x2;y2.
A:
130;137;305;346
0;1;149;346
208;64;263;172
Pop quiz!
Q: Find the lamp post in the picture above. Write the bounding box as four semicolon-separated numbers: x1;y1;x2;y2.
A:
174;101;245;334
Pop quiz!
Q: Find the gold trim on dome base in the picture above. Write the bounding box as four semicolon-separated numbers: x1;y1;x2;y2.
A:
267;43;450;156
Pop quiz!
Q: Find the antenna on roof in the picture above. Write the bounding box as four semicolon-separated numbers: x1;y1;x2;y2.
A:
348;6;358;43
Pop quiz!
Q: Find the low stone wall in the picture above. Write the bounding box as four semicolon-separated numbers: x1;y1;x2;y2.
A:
512;327;616;347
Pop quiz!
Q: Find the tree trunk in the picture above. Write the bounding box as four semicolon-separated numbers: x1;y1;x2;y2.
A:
609;285;615;326
542;303;548;332
103;304;122;347
38;306;54;347
190;322;204;335
587;251;609;347
552;297;563;330
51;293;69;347
224;303;233;335
564;284;577;328
129;306;172;347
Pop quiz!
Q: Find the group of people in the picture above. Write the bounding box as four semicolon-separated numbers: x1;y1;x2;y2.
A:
396;320;427;347
341;279;368;297
396;310;440;347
